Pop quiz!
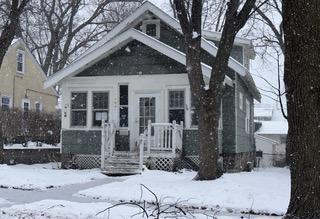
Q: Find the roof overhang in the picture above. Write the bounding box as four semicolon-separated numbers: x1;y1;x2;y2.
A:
44;28;233;88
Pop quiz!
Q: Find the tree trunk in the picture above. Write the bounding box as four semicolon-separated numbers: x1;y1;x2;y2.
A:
283;0;320;218
197;96;222;179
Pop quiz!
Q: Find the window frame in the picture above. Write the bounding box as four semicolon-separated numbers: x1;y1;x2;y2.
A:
141;19;160;39
16;50;25;74
119;84;129;128
239;92;243;111
1;96;11;110
168;89;185;126
35;101;43;113
245;99;251;134
92;91;109;127
21;99;30;117
70;91;88;127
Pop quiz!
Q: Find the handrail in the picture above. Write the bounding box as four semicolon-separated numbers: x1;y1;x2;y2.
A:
101;120;116;169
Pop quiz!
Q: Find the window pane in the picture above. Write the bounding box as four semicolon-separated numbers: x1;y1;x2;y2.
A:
169;90;184;109
119;106;128;127
71;93;87;109
72;111;87;126
169;109;185;124
93;92;108;109
146;24;157;36
119;85;128;105
93;111;108;127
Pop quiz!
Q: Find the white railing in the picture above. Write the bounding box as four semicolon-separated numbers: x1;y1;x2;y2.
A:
146;120;183;155
101;120;116;169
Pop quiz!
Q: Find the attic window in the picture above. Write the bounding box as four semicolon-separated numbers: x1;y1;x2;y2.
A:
141;19;160;39
16;50;25;74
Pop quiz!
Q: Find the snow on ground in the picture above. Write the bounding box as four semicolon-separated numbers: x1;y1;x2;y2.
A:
0;199;281;219
0;198;11;206
77;168;290;215
0;200;139;219
3;141;60;149
0;163;106;190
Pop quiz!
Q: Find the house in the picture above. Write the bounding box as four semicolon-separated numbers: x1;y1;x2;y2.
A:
0;39;58;113
44;1;261;174
254;107;288;167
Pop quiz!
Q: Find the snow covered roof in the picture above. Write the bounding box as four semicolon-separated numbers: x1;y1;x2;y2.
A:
254;108;273;118
256;121;288;135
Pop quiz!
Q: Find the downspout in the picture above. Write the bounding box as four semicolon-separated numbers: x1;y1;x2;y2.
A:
234;73;238;154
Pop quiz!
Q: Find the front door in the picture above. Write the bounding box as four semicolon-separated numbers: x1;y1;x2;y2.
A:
133;93;160;146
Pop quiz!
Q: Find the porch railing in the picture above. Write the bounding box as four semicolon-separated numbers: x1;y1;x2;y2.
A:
139;120;183;170
101;120;116;169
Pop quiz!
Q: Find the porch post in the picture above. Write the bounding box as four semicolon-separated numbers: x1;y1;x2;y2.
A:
147;120;151;155
139;134;144;171
172;120;177;156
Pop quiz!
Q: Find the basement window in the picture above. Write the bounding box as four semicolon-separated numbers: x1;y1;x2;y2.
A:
141;19;160;39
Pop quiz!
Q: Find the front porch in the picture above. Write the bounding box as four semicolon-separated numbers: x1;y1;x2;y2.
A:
100;120;183;175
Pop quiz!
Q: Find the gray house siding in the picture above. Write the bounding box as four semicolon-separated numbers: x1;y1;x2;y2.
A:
222;85;236;153
136;18;237;80
183;129;222;156
62;130;101;155
235;76;255;153
77;40;186;77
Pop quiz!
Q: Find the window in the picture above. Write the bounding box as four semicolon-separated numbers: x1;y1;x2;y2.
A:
92;92;109;127
71;92;87;127
239;92;243;110
245;99;250;133
35;102;42;113
1;96;10;110
169;90;185;125
119;85;128;127
22;99;30;117
16;51;24;73
141;19;160;39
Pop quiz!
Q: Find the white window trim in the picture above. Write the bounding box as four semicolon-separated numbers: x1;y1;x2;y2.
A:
168;88;186;126
141;19;161;39
16;50;25;74
239;92;243;110
70;91;88;128
35;101;43;112
21;98;30;111
1;95;12;109
245;99;250;134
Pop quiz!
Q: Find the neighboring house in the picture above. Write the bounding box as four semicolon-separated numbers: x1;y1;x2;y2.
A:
254;107;288;167
0;39;58;113
45;1;261;174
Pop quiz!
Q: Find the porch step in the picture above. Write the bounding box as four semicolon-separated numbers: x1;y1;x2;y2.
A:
102;156;140;176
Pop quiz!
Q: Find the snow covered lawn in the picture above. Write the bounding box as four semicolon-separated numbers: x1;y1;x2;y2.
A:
77;168;290;215
0;200;139;219
0;163;106;190
0;199;281;219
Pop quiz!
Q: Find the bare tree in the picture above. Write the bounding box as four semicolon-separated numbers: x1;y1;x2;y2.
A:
0;0;29;68
19;0;142;75
283;0;320;218
173;0;257;180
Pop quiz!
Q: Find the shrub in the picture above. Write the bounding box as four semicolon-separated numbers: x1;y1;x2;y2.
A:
0;108;61;145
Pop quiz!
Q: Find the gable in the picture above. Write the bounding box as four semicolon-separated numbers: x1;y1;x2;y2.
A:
76;40;186;77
